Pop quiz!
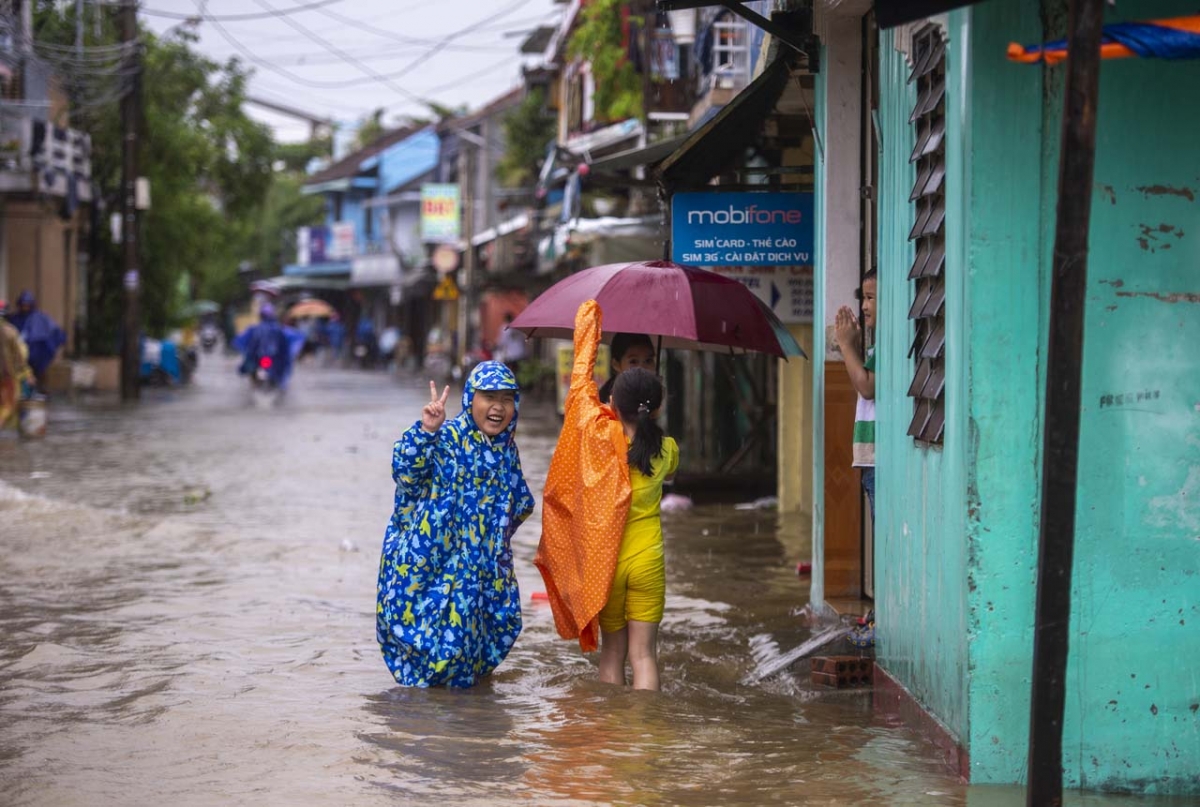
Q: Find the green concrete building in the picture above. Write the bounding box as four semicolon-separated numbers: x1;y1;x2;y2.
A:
808;0;1199;794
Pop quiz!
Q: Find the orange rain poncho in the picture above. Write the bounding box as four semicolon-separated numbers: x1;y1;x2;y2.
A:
534;300;631;652
0;319;31;430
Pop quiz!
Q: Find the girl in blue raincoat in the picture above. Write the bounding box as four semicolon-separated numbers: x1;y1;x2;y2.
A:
377;361;535;688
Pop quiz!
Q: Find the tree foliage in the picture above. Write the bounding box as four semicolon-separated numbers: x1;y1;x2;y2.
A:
354;108;387;150
32;4;321;349
274;136;333;174
569;0;643;123
496;88;556;188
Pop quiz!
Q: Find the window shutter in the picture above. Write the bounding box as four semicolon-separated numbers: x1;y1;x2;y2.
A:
906;27;947;445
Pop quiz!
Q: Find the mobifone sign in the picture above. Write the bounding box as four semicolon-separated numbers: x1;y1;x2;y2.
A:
671;192;814;267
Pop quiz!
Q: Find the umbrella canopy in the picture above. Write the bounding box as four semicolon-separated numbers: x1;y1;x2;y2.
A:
511;261;805;358
285;298;336;320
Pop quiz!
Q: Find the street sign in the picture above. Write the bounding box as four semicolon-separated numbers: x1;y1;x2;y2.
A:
711;265;814;325
432;244;460;274
671;192;814;266
296;225;329;265
329;221;356;259
432;275;459;301
421;183;461;242
555;342;610;416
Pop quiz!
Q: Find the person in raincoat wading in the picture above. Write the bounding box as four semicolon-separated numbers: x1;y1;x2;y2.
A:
377;362;535;687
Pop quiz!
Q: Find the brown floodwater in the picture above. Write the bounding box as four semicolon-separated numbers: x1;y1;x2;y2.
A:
0;354;1187;806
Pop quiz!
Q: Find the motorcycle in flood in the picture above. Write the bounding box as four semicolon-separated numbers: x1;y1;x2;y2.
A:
199;323;219;354
249;353;282;408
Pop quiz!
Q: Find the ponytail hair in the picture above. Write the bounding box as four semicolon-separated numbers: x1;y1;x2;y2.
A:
611;367;665;476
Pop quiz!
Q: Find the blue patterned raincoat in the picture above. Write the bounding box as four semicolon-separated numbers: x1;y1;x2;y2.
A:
376;362;535;687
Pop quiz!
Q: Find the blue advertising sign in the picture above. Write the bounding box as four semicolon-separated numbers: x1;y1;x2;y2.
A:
671;192;814;266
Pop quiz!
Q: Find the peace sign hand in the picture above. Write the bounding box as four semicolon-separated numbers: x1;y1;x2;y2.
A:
421;380;451;433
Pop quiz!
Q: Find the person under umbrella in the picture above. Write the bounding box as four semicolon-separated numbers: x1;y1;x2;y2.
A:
597;331;655;405
5;291;65;392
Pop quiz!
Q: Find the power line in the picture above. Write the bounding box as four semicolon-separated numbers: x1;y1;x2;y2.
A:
250;0;426;105
307;3;550;53
420;56;519;96
200;5;406;101
238;40;515;68
200;0;532;94
370;0;534;81
139;0;344;22
261;0;534;89
251;51;517;116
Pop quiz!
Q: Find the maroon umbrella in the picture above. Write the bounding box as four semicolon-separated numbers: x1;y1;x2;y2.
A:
510;261;805;358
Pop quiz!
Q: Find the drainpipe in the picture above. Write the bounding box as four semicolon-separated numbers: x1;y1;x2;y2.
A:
1026;0;1104;804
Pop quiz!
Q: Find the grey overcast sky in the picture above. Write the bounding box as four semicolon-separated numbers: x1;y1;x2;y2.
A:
139;0;563;142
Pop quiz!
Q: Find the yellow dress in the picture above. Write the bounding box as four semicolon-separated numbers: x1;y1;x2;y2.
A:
598;437;678;632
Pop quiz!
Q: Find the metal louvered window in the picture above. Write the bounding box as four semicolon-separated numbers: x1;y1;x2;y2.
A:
907;26;946;445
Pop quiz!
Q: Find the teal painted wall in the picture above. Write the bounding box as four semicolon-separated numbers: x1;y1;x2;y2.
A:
962;0;1200;791
961;0;1051;783
810;42;829;612
871;0;1200;792
874;19;971;744
1056;0;1200;792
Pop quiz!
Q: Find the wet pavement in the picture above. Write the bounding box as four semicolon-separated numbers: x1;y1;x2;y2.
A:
0;354;1188;806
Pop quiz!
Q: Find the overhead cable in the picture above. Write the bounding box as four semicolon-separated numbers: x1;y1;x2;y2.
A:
139;0;344;22
250;0;425;104
308;2;549;53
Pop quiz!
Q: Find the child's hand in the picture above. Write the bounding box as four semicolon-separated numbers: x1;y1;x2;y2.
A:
834;306;861;356
421;381;451;433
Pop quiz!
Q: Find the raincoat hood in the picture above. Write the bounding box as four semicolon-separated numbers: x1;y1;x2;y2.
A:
459;361;521;444
16;291;34;309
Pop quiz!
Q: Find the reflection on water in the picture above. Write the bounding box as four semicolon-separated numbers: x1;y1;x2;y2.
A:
0;356;1188;806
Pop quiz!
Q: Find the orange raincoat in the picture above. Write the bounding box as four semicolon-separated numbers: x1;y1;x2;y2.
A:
0;320;30;430
534;300;632;652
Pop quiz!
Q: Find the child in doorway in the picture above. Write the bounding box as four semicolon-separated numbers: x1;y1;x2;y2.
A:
598;331;656;404
835;270;877;519
536;301;677;691
376;362;535;688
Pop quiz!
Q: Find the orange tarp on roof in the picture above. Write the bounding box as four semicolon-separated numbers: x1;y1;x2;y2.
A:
534;300;631;652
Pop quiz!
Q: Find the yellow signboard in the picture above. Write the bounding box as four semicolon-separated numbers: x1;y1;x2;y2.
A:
555;342;610;415
421;183;460;242
432;276;459;301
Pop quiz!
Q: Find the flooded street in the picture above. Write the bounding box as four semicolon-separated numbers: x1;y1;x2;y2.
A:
0;357;1179;807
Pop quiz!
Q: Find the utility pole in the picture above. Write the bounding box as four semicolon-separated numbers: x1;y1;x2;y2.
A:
1026;0;1104;804
119;0;141;401
456;143;476;366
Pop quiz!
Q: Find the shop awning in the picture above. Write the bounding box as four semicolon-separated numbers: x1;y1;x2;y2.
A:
656;54;793;189
587;133;691;174
350;253;403;288
564;119;643;160
263;274;350;292
472;213;530;247
282;260;352;278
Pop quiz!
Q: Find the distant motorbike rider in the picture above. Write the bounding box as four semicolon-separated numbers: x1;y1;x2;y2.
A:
234;304;296;389
5;291;65;392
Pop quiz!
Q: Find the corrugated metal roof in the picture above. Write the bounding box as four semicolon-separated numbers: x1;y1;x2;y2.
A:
303;125;423;187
